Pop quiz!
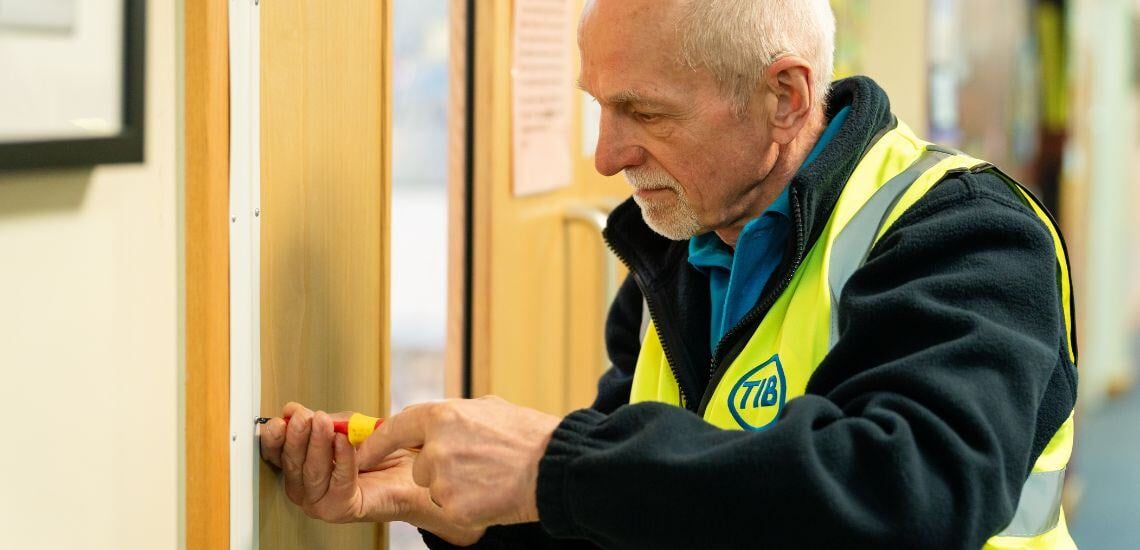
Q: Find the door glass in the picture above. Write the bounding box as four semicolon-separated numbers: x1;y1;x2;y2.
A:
390;0;451;547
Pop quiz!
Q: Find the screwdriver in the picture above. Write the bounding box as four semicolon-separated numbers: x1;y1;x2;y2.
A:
256;412;383;446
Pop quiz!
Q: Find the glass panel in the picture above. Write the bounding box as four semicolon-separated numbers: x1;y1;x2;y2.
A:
390;0;451;547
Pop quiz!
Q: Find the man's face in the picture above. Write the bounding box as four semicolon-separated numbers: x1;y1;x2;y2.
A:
578;0;780;240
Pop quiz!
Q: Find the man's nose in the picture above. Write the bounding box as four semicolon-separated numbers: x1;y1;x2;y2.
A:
594;112;645;177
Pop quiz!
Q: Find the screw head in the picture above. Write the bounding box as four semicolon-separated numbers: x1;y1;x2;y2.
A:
232;434;237;441
254;208;260;217
231;215;237;223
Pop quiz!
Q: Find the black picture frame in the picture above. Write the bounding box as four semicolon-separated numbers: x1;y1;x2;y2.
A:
0;0;146;170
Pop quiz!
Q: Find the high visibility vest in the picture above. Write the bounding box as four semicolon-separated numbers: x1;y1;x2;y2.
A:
629;121;1077;549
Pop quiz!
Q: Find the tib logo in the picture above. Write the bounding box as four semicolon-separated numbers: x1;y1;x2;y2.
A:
727;354;787;431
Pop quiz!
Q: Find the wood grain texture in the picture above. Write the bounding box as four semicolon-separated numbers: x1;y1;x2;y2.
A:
468;0;628;415
445;0;469;399
185;0;231;547
259;1;390;548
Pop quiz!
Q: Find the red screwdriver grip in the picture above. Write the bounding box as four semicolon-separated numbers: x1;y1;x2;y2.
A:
281;415;383;435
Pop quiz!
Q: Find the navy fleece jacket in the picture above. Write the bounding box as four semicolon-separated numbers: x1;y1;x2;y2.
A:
422;76;1078;550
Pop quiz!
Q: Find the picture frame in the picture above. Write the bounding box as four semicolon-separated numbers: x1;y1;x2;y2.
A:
0;0;145;169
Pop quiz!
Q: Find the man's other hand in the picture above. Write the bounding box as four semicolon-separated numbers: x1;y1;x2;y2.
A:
356;396;563;531
259;402;485;545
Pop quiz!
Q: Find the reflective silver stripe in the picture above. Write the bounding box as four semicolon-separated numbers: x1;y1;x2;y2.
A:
639;297;650;342
999;469;1066;537
827;150;951;348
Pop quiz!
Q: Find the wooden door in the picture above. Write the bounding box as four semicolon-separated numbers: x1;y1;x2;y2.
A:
258;1;391;549
465;0;628;415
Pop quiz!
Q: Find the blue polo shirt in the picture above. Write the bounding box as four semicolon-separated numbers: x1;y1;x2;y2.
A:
688;107;850;352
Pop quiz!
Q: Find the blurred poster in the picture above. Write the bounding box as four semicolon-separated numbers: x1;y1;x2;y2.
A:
929;0;1039;182
927;0;962;144
512;0;574;196
0;0;76;31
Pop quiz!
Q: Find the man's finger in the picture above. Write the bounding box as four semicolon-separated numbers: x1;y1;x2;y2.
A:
411;446;436;488
329;434;358;505
356;405;432;469
281;406;314;505
282;401;307;419
259;417;287;468
303;411;336;505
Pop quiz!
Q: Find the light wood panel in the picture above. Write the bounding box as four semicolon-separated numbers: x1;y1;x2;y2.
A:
185;0;231;547
468;0;628;415
446;0;470;399
258;1;391;549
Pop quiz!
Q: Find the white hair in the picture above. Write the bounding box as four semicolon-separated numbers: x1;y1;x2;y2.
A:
676;0;836;112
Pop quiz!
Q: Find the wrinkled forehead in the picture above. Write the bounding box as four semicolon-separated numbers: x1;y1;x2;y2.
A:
580;0;683;27
578;0;689;92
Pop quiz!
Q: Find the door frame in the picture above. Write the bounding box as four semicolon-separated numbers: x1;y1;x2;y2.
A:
447;0;475;400
187;0;468;546
185;0;231;548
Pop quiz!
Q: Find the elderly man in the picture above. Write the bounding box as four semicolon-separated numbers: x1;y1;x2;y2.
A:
260;0;1078;548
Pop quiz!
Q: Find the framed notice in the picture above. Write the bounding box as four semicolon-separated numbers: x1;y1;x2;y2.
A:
0;0;145;169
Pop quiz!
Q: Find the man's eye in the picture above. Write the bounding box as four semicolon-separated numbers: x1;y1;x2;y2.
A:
634;112;661;123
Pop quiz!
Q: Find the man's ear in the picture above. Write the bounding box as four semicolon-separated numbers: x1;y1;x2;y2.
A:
759;57;815;146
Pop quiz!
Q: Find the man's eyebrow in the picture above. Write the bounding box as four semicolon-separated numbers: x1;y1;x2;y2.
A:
576;82;669;109
607;89;645;105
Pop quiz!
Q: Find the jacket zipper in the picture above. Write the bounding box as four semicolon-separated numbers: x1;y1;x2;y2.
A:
697;116;894;401
602;236;691;409
698;189;808;414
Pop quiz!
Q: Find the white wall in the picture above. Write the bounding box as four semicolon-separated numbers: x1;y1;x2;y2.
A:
0;0;182;548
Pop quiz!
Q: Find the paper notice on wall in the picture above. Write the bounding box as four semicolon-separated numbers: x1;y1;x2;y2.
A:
0;0;77;31
512;0;575;196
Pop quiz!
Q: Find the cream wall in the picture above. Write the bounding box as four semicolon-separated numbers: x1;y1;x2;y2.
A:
831;0;929;134
860;0;929;135
0;0;183;548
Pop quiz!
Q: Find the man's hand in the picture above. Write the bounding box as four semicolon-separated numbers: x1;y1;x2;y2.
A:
356;396;563;531
259;402;485;545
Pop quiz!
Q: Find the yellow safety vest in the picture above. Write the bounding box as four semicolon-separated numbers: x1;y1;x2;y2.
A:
629;121;1077;549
